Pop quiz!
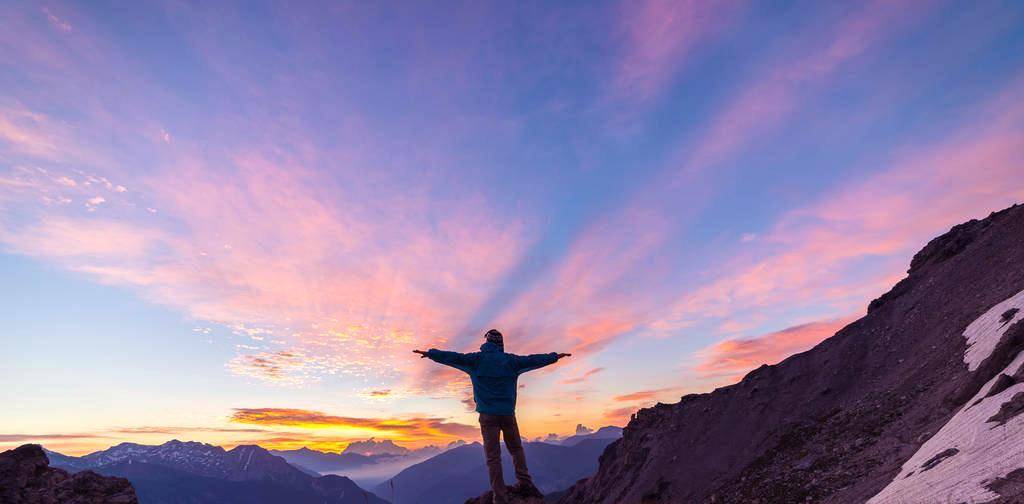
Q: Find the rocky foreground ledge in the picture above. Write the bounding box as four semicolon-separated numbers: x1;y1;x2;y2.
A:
465;483;547;503
0;444;138;504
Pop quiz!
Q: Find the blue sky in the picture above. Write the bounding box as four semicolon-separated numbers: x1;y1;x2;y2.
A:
2;0;1023;454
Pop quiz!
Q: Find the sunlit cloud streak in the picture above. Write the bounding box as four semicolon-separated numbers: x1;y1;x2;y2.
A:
111;426;270;435
229;408;478;440
612;387;686;403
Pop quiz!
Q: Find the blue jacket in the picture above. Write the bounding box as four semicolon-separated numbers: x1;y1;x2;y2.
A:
426;342;558;416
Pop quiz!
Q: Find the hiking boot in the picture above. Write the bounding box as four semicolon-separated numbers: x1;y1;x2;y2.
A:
511;482;544;498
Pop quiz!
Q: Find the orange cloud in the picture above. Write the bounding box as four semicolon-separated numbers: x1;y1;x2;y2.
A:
694;317;855;382
229;408;478;441
111;426;270;435
612;387;684;403
602;406;639;424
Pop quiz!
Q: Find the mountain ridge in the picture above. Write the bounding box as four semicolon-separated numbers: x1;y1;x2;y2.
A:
557;204;1024;503
47;440;386;504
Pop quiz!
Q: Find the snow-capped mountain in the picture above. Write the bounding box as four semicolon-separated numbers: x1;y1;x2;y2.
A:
47;440;386;504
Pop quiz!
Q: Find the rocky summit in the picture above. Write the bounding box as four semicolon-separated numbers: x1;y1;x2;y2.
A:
558;204;1024;503
0;444;138;504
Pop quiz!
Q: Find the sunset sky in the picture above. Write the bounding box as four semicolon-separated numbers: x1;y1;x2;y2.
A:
2;0;1024;456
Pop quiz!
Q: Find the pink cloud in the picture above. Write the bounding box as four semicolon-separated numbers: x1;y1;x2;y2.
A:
658;73;1024;332
495;0;941;366
678;0;932;177
478;208;673;361
693;317;856;382
0;105;60;158
610;0;746;105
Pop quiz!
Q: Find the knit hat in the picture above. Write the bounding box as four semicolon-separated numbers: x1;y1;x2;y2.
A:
485;329;503;347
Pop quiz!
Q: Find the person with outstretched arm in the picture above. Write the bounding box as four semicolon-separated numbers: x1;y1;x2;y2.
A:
414;329;571;504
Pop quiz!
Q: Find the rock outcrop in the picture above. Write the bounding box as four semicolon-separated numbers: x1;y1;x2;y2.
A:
465;483;546;504
0;444;138;504
559;204;1024;503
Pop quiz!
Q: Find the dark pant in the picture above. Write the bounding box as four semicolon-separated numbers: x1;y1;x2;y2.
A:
479;413;534;504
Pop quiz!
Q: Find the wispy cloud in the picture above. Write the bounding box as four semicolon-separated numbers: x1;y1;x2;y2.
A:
110;426;270;435
42;7;73;32
609;0;745;106
0;433;107;442
226;350;313;386
657;73;1024;333
487;0;941;367
677;0;932;176
561;367;606;385
694;317;856;381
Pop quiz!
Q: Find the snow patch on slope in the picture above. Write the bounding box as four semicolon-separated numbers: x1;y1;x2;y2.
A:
964;289;1024;371
869;290;1024;504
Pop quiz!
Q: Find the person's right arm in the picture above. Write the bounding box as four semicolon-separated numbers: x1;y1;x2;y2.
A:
413;349;476;373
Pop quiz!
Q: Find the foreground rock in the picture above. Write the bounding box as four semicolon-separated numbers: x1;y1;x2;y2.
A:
465;482;546;504
560;204;1024;503
0;444;137;503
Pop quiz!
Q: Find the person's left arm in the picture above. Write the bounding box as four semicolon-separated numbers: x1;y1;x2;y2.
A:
512;352;571;374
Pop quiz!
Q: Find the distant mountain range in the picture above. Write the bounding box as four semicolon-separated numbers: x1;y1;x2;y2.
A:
47;440;386;504
270;438;465;488
339;437;448;457
557;426;622;447
373;427;622;504
36;425;621;504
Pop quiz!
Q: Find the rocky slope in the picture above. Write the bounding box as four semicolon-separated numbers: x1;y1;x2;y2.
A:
558;204;1024;503
0;444;138;503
